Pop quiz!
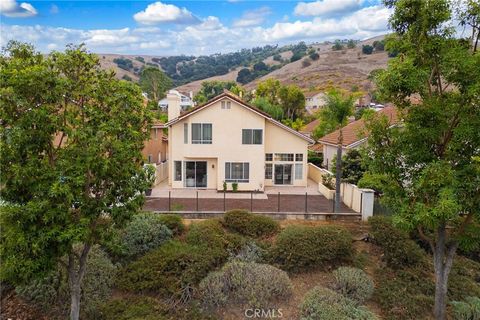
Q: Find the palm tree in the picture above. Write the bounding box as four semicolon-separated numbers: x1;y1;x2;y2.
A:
319;89;354;213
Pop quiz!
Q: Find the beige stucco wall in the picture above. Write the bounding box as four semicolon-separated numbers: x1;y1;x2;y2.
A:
169;97;309;191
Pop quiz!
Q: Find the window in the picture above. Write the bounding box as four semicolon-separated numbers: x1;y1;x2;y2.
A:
174;161;182;181
295;163;303;180
265;153;273;161
184;123;188;144
221;100;231;109
242;129;263;144
265;163;272;179
148;154;153;163
153;128;158;140
225;162;249;183
274;153;294;161
295;153;303;162
192;123;212;144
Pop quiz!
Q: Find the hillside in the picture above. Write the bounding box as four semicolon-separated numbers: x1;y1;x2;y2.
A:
98;36;388;96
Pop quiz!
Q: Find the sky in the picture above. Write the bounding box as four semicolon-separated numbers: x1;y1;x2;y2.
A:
0;0;393;55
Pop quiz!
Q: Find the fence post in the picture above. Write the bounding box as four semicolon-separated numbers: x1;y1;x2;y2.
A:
223;190;226;212
250;192;253;212
305;192;308;213
196;191;199;212
277;192;280;212
168;191;171;212
332;193;335;213
360;189;375;221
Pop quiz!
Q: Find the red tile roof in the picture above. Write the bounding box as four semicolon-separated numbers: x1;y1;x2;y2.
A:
318;106;399;147
301;119;320;134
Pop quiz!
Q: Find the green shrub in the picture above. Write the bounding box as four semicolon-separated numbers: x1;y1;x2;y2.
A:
450;296;480;320
121;212;173;258
448;256;480;301
374;266;434;320
158;214;185;236
199;260;292;308
116;240;224;297
333;267;374;305
270;225;352;272
222;210;280;238
368;216;424;268
230;241;265;263
186;219;246;254
299;286;378;320
98;296;166;320
16;245;116;319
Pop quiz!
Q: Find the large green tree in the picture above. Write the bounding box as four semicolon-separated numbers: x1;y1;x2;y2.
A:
193;80;243;104
255;78;305;120
0;42;153;320
361;1;480;319
139;66;172;103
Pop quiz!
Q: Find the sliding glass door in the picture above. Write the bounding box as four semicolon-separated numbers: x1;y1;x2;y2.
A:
184;161;207;188
274;164;292;185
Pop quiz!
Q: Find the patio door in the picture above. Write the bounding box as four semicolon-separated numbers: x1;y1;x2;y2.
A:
185;161;207;188
274;164;292;185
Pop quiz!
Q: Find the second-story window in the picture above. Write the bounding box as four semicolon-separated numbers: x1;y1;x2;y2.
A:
192;123;212;144
242;129;263;145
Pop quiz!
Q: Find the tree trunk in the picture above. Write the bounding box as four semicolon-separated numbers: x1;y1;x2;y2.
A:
67;243;91;320
335;130;343;213
432;224;458;320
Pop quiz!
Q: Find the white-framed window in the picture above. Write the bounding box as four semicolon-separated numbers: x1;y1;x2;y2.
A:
295;163;303;180
275;153;294;161
265;163;272;179
184;123;188;144
242;129;262;144
265;153;273;161
192;123;212;144
225;162;249;183
174;161;182;181
295;153;303;162
221;100;231;109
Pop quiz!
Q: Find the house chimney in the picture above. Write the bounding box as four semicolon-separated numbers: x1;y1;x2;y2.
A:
167;90;181;121
189;91;193;100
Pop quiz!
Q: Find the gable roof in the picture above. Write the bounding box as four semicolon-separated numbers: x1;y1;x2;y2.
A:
300;118;320;135
166;91;315;144
318;106;399;148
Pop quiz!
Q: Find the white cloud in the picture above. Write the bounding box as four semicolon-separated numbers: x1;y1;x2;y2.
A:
0;0;37;18
0;4;392;55
295;0;363;17
133;1;199;25
232;6;271;28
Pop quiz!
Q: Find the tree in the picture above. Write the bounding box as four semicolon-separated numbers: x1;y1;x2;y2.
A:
0;42;153;320
278;84;305;120
361;1;480;319
256;78;283;105
251;97;284;120
139;67;172;103
362;45;374;54
236;68;253;84
318;89;355;213
281;118;305;131
347;39;357;49
253;61;268;72
373;40;385;51
309;52;320;60
193;80;242;104
332;149;365;185
332;40;344;51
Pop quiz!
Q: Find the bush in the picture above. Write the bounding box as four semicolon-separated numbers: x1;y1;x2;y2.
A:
121;212;173;258
451;296;480;320
116;240;225;297
16;245;116;319
199;260;292;308
270;225;352;272
186;219;246;254
222;210;280;238
230;241;265;263
157;214;185;235
300;286;378;320
362;45;374;54
368;216;424;268
98;296;165;320
333;267;374;305
302;59;312;68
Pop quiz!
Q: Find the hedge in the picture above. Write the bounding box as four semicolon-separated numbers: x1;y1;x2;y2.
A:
222;210;280;238
158;214;185;236
269;225;353;272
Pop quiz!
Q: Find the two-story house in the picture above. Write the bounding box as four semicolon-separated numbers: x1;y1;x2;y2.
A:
158;90;194;112
165;90;314;191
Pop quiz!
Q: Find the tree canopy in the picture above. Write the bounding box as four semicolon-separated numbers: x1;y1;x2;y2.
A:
139;67;172;103
0;42;153;319
193;80;244;104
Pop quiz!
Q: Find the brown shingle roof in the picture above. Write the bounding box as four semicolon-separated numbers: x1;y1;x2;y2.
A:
318;106;399;147
300;119;320;134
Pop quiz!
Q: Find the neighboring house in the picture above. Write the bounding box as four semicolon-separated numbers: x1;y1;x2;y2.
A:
158;90;194;111
318;106;398;171
300;118;320;138
305;92;327;115
165;90;315;191
142;121;168;164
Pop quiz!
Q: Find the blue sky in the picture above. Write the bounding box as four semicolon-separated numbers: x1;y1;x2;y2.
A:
0;0;392;55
